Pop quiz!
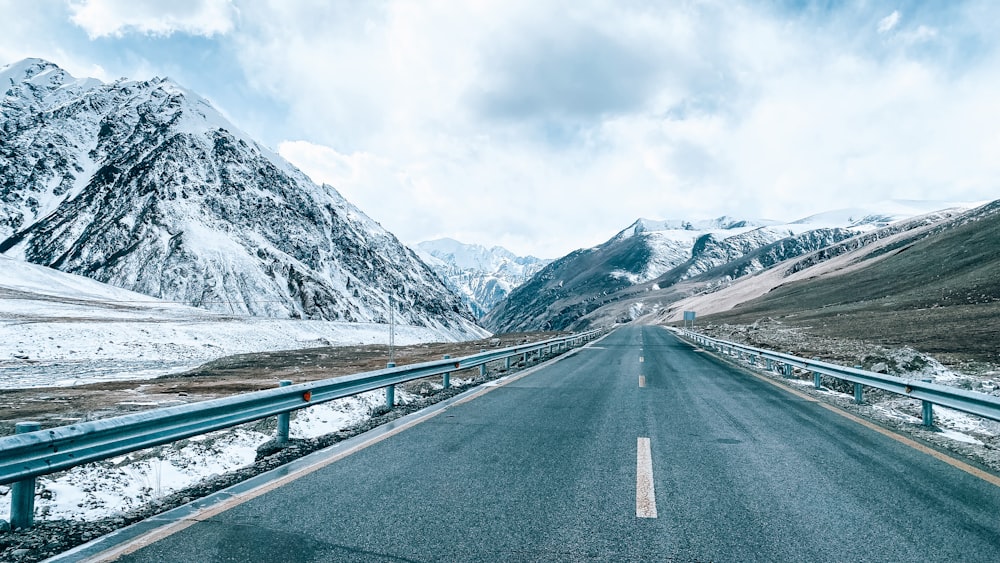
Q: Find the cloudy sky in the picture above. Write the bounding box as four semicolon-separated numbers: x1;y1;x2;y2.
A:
1;1;998;258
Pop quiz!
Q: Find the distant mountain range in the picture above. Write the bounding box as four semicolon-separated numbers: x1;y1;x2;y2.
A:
665;200;1000;366
414;238;550;318
2;59;988;347
0;58;481;336
483;201;976;332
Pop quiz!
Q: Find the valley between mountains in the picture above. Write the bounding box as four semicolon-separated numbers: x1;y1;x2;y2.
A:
2;58;1000;560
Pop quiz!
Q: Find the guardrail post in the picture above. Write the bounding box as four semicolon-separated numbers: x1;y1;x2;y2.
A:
765;358;773;372
276;380;292;446
812;358;821;389
921;379;934;427
853;366;863;404
479;351;487;377
783;364;793;378
385;362;396;408
442;355;451;389
505;356;511;371
11;421;41;529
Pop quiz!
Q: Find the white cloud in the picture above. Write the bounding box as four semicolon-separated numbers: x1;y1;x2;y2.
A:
67;0;236;38
232;1;1000;257
899;24;939;44
0;1;110;80
878;10;901;34
4;0;999;258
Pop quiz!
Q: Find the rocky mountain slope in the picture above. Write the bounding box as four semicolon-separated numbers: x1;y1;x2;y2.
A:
414;238;549;318
667;200;1000;366
0;58;480;334
483;204;966;332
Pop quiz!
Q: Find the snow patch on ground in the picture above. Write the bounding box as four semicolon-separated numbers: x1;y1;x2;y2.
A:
0;317;464;389
0;256;481;389
609;270;641;284
0;389;426;522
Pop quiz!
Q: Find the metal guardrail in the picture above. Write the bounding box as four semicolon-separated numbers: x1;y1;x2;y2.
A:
0;329;604;528
677;329;1000;425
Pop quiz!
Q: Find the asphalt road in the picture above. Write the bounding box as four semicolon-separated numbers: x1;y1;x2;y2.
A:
110;326;1000;562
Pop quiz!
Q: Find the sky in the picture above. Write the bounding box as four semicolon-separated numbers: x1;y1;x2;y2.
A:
1;0;998;258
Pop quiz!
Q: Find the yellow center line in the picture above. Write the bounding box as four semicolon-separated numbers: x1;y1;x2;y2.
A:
636;437;657;518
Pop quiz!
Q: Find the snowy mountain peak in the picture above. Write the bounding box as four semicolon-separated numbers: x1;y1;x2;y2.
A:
789;200;977;231
0;58;481;336
1;57;62;84
2;58;102;111
415;239;551;318
416;238;544;270
619;216;774;240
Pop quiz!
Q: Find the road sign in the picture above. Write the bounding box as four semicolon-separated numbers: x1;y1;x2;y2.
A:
683;311;696;328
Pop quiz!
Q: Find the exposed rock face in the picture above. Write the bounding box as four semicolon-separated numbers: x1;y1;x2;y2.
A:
0;58;480;335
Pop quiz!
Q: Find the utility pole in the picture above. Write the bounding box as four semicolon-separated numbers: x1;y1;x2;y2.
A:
388;293;395;365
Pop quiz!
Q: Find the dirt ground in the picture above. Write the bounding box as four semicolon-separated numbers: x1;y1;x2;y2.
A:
0;332;565;436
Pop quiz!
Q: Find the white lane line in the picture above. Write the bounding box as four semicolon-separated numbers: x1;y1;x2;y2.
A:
639;375;646;388
639;356;644;363
636;437;658;518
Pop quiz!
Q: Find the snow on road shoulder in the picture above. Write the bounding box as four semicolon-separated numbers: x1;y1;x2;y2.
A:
0;389;422;522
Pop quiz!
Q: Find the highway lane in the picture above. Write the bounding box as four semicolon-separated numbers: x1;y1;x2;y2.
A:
106;325;1000;562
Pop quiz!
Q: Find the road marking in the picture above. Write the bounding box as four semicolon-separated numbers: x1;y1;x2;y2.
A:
639;356;644;363
636;437;658;518
78;355;567;562
639;375;646;388
739;361;1000;489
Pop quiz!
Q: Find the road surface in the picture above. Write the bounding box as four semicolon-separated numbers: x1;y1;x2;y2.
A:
103;326;1000;562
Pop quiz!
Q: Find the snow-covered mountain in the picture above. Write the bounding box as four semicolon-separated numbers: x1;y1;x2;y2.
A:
483;205;971;332
414;238;550;318
0;58;480;335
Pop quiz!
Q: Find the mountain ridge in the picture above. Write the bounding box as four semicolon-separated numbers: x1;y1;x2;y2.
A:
483;205;973;332
1;58;482;336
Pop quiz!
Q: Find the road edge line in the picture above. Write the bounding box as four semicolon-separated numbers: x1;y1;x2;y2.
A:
57;337;609;563
677;332;1000;489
